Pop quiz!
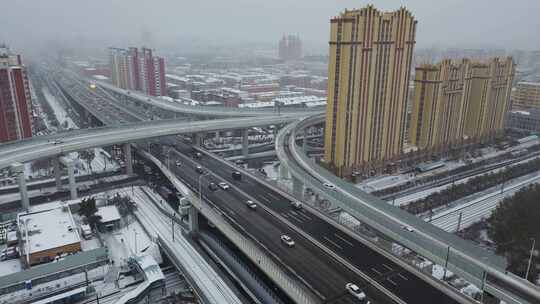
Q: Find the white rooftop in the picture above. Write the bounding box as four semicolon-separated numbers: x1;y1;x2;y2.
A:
18;206;80;255
96;205;121;224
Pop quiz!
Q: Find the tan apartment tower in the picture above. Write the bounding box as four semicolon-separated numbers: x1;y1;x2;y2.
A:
409;57;514;150
409;59;469;149
323;6;417;176
463;57;514;140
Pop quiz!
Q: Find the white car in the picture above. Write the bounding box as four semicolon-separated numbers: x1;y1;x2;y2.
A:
401;225;415;232
291;201;302;210
280;235;295;247
218;182;230;190
346;283;367;301
323;182;337;190
175;161;182;167
245;200;257;209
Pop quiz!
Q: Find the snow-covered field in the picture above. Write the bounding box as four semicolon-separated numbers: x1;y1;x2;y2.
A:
42;87;77;130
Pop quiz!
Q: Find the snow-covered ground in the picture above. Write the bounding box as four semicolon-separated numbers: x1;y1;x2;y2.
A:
0;259;22;277
427;170;540;232
357;174;413;193
0;264;109;304
42;87;77;130
0;174;130;206
355;139;540;194
393;155;540;207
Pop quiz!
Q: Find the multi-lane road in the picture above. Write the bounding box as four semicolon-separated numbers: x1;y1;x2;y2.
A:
36;71;464;303
166;142;461;304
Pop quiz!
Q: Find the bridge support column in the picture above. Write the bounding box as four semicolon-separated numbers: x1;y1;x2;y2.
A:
11;163;29;211
60;157;77;200
194;133;203;147
188;206;199;232
279;163;289;180
123;143;133;176
292;176;304;200
53;158;62;190
242;128;249;158
302;128;307;151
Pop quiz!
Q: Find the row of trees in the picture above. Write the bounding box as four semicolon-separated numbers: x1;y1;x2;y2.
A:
404;157;540;215
78;194;137;227
375;143;540;197
488;185;539;283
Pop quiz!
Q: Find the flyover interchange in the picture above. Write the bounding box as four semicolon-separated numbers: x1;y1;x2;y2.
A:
3;76;539;303
276;114;540;304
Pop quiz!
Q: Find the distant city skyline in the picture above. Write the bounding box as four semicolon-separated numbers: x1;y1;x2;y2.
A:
2;0;540;54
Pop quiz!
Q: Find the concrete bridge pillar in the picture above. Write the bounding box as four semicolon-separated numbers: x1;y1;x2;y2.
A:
279;163;289;180
53;158;62;190
11;163;29;211
60;157;77;200
123;143;133;176
188;206;199;233
302;128;307;151
292;176;304;200
194;133;203;147
242;128;249;158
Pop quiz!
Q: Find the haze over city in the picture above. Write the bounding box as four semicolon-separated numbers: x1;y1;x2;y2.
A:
3;0;540;52
1;1;539;304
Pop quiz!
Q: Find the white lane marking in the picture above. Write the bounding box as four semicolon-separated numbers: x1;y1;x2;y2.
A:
259;196;271;204
371;267;382;276
387;278;398;286
296;211;312;221
267;192;281;201
334;233;354;247
323;236;343;250
398;273;409;281
382;263;393;272
289;213;304;223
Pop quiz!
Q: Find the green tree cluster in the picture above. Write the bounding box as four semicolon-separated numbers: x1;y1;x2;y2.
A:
406;158;540;215
488;185;540;283
79;197;102;227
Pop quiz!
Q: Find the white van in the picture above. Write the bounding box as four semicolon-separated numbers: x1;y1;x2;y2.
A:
81;224;93;240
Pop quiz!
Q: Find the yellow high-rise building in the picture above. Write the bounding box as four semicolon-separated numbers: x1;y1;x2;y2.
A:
409;59;469;149
324;6;417;176
409;57;514;150
463;57;514;140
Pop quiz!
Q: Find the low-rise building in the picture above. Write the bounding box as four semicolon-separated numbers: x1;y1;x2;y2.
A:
18;206;81;266
512;82;540;109
96;205;121;231
506;109;540;132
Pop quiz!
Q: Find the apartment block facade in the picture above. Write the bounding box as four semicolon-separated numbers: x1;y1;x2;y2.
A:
409;57;514;150
0;46;33;143
463;57;514;140
323;6;417;175
512;82;540;109
109;47;166;96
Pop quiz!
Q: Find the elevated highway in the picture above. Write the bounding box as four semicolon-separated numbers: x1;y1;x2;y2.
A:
0;115;302;170
276;114;540;304
92;79;325;118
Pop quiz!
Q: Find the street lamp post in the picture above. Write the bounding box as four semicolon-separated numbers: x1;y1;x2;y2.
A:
525;238;536;281
198;172;210;206
133;229;138;254
171;213;175;241
166;147;173;171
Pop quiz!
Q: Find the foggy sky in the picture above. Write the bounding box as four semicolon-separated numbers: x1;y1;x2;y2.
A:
2;0;540;54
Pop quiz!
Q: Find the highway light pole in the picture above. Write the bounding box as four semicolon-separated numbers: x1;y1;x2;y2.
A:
525;238;536;281
133;229;138;254
171;213;175;241
198;172;209;205
166;147;173;171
